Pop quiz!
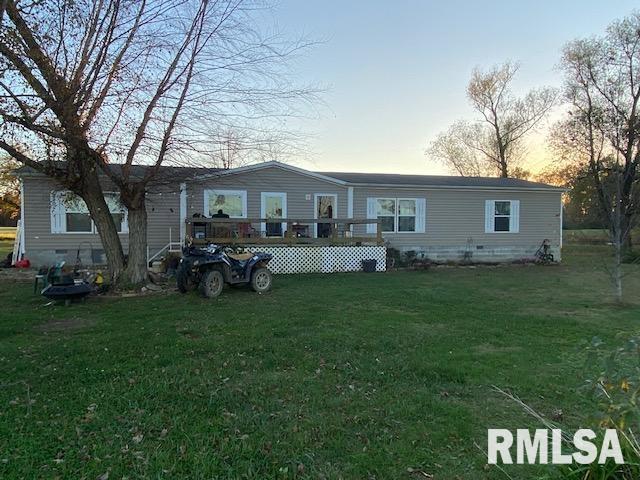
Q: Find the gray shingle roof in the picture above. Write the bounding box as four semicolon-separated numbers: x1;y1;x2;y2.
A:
317;171;562;190
16;161;561;190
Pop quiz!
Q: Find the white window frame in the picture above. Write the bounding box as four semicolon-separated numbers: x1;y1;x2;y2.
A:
260;192;287;237
51;191;128;234
313;193;338;238
203;189;247;218
397;198;419;233
62;193;93;234
375;197;397;233
485;200;520;233
368;197;425;234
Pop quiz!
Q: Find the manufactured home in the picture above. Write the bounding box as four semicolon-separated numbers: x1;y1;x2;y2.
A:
15;161;564;272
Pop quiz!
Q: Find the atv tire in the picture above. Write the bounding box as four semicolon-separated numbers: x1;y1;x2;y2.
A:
176;264;196;293
250;267;272;293
200;269;224;298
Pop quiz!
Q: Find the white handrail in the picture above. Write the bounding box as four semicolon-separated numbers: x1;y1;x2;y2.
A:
11;220;22;265
147;241;182;265
146;227;182;266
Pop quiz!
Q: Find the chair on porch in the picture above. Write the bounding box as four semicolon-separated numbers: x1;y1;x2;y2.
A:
237;221;258;239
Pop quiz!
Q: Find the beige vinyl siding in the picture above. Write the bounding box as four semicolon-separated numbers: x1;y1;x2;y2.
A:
353;186;562;250
187;166;349;220
144;188;181;254
22;176;180;257
23;177;130;253
21;166;563;265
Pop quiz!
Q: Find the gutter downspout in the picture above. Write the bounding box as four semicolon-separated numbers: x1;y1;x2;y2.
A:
559;194;563;250
19;179;25;258
179;183;187;245
347;187;354;234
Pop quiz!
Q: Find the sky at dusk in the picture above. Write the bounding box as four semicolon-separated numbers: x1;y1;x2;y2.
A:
263;0;639;175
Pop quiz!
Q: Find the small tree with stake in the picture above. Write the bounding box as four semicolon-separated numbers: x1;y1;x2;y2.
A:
0;0;315;285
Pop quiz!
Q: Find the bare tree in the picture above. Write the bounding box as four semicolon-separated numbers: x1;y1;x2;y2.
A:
555;12;640;301
208;127;303;169
428;61;556;178
428;120;487;176
0;0;316;284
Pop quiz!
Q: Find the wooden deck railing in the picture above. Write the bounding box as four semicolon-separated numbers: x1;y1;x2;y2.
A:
185;217;382;246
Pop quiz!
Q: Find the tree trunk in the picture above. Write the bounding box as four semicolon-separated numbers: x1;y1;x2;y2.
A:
122;199;148;286
611;178;624;303
80;174;125;282
613;239;623;303
622;213;633;251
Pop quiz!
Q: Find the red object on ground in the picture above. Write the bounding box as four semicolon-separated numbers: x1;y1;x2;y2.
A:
14;258;31;268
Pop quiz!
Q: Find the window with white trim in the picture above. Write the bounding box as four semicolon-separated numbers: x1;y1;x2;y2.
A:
204;189;247;218
64;194;92;233
105;194;127;233
485;200;520;233
398;199;417;232
376;198;396;232
51;191;128;234
367;197;426;233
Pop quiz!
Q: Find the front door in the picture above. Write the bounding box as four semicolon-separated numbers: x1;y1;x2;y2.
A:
315;194;337;238
261;192;287;237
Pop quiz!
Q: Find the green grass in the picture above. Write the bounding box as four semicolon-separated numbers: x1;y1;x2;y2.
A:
0;227;16;258
564;228;640;245
0;226;16;238
564;229;610;245
0;246;639;479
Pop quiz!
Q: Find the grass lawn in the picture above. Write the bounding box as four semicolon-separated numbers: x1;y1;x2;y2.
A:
0;246;639;479
0;227;15;258
563;227;640;245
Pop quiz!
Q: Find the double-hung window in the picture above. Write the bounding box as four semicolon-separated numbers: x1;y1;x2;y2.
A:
51;191;128;234
105;194;128;233
485;200;520;233
398;199;417;232
367;197;426;233
64;194;92;233
376;198;396;232
204;189;247;218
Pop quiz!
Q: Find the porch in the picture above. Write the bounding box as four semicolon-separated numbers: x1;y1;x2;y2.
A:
184;217;383;246
180;217;386;274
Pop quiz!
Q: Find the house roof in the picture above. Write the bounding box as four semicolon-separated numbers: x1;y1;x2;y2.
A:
16;162;219;179
317;171;563;190
16;160;563;191
192;162;562;191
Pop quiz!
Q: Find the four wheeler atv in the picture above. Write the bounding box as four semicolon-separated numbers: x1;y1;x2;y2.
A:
177;244;273;298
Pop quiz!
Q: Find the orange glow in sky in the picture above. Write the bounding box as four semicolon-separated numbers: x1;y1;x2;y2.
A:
266;1;637;176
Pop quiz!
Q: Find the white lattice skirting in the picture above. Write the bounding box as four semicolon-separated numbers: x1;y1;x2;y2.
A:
247;245;386;274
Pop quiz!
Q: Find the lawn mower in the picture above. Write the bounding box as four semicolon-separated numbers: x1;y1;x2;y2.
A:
176;244;273;298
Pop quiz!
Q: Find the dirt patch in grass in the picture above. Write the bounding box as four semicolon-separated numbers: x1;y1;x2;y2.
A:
34;317;95;333
0;268;36;283
177;328;202;339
